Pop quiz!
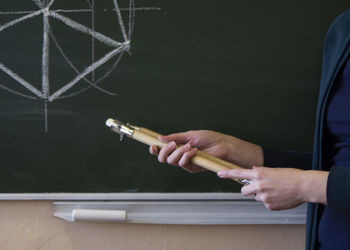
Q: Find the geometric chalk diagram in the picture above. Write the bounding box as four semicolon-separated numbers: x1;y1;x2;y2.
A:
0;0;159;131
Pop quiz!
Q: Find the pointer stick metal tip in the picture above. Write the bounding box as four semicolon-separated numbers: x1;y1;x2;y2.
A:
105;118;115;128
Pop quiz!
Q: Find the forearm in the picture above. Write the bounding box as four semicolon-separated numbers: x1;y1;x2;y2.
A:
223;135;263;169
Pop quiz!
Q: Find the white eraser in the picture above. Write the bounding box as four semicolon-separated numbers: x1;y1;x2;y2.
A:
72;209;127;223
105;118;115;128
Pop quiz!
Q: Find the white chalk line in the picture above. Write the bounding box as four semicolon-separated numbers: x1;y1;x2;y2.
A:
44;101;48;132
94;52;124;86
0;11;37;15
47;0;55;9
91;0;95;82
117;7;161;11
51;9;92;13
0;0;159;130
32;0;44;9
48;47;125;101
49;11;123;48
86;0;92;8
0;2;128;101
0;10;43;33
128;0;133;40
0;63;44;98
128;0;136;39
49;43;129;102
42;13;50;99
51;7;161;12
112;0;128;43
0;83;38;100
0;7;161;15
58;9;97;13
49;26;117;96
55;51;124;100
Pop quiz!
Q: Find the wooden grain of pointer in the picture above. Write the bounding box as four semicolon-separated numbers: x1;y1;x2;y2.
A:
106;118;252;185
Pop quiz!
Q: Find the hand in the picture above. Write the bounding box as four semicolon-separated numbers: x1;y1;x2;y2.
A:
149;130;230;173
218;166;329;210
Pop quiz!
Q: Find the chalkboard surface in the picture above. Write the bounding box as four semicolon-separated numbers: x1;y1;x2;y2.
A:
0;0;348;193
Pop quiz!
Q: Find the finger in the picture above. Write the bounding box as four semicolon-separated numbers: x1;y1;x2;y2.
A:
254;193;264;202
241;183;258;196
149;145;159;155
178;148;198;168
167;143;192;165
217;169;256;180
252;166;264;170
158;141;177;163
159;131;192;144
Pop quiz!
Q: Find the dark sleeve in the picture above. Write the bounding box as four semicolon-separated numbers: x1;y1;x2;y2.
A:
262;147;313;170
327;166;350;212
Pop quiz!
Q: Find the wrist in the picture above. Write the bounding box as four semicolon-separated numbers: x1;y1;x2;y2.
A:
301;170;329;205
225;136;263;168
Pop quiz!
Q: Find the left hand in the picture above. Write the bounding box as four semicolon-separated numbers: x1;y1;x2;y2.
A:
218;166;328;210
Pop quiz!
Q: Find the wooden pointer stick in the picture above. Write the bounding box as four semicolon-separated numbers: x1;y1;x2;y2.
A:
136;127;254;185
106;118;252;185
135;126;243;170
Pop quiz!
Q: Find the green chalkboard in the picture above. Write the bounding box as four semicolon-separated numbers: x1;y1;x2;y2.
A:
0;0;348;193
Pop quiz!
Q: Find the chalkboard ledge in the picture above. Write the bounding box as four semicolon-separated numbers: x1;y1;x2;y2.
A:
50;193;306;225
53;199;306;225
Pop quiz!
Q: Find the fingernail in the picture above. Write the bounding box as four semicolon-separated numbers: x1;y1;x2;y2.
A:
184;143;191;150
217;170;225;177
168;142;176;149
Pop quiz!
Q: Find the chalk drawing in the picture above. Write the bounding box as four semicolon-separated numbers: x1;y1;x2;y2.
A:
0;0;160;131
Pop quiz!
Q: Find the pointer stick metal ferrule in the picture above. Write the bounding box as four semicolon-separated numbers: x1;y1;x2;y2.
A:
105;118;252;186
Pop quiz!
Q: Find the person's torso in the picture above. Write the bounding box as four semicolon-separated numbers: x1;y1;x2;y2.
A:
318;56;350;249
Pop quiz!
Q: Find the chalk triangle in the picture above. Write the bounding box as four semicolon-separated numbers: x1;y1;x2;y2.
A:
0;13;44;95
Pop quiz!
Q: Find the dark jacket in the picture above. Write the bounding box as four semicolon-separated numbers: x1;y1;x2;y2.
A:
263;9;350;250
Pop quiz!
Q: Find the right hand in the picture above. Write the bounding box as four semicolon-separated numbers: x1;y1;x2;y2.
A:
149;130;230;173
